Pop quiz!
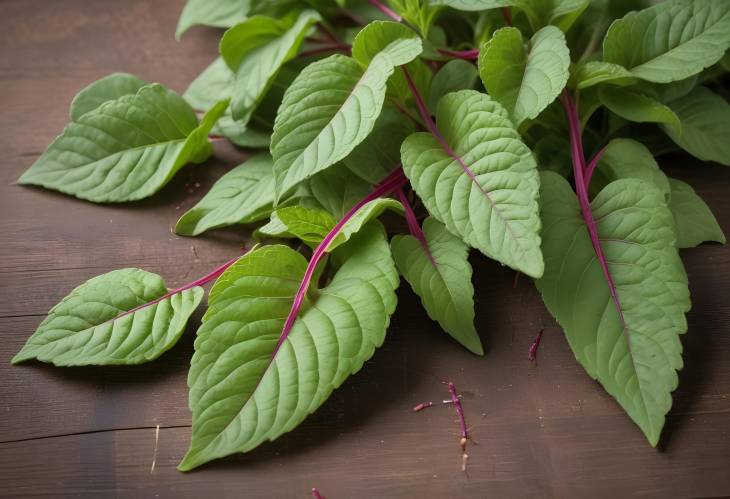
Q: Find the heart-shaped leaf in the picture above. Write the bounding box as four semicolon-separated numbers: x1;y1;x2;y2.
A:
12;268;204;366
179;223;398;470
19;85;227;203
479;26;570;127
392;216;482;354
271;22;422;199
603;0;730;83
401;89;544;278
536;171;690;445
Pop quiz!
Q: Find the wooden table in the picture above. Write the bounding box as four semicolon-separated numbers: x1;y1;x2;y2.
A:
1;1;729;497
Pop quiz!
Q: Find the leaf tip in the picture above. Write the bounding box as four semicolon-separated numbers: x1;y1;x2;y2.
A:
11;347;34;365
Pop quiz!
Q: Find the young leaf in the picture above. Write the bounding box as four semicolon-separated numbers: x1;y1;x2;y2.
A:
401;89;544;278
70;73;147;121
271;24;422;199
179;223;398;470
428;59;478;110
12;269;204;366
391;216;483;355
479;26;570;128
569;61;635;90
19;85;227;203
429;0;513;10
257;198;403;250
175;154;278;236
536;171;690;446
603;0;730;83
308;166;373;218
516;0;590;31
176;0;249;39
220;10;321;122
598;86;681;134
668;178;725;248
662;86;730;167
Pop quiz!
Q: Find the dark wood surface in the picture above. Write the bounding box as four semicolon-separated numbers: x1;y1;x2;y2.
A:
1;1;729;497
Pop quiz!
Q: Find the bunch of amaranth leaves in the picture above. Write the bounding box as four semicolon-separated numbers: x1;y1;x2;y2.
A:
13;0;729;471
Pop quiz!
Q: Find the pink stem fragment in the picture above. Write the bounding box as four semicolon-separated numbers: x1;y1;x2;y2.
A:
528;328;544;362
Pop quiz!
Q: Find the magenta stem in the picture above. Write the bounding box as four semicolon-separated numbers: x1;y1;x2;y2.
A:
583;144;607;189
560;90;629;343
108;257;240;323
437;48;479;61
311;488;325;499
368;0;402;21
528;328;544;362
502;7;513;26
395;189;429;247
448;382;468;440
300;43;351;58
317;22;340;45
273;168;409;356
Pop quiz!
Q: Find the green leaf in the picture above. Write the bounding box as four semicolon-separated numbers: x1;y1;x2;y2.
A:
603;0;730;83
591;138;670;197
256;198;403;250
662;86;730;167
668;178;725;248
569;61;635;90
175;154;278;236
341;108;414;185
516;0;590;31
536;171;690;446
256;206;338;244
401;89;544;278
220;10;321;122
479;26;570;127
179;223;399;470
19;85;227;202
12;269;204;366
598;86;681;134
428;59;479;110
176;0;249;39
391;217;482;355
429;0;514;11
183;56;290;148
307;166;373;218
271;27;422;200
70;73;147;121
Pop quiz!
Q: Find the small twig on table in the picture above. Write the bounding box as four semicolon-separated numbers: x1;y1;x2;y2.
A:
150;424;160;474
528;329;544;362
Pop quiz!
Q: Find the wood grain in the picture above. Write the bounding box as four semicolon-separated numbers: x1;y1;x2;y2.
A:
1;0;729;497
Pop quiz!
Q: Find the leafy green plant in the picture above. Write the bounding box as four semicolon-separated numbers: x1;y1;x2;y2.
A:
14;0;728;470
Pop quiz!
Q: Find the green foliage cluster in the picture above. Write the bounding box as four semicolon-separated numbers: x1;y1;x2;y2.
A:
14;0;729;470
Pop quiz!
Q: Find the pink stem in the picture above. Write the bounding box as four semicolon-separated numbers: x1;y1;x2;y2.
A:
502;7;513;26
560;91;629;345
311;488;325;499
317;22;340;45
108;257;240;323
448;382;468;440
273;168;409;356
300;43;351;58
387;97;425;130
437;48;479;61
528;328;544;361
583;144;607;189
368;0;402;21
395;189;430;249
